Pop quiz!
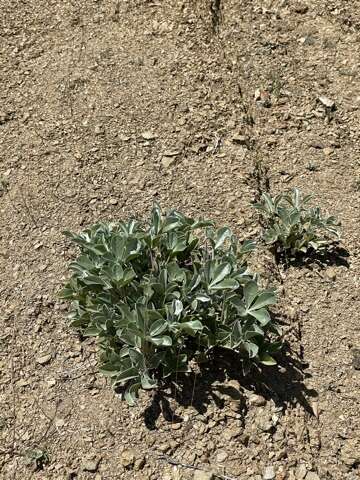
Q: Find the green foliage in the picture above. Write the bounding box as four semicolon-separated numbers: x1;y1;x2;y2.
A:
254;188;340;257
60;205;280;405
24;448;49;470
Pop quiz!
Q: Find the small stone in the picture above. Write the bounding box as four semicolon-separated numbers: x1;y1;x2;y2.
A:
163;150;180;157
309;141;325;149
36;354;52;365
305;473;320;480
248;393;266;407
295;463;307;480
109;198;118;205
161;156;178;168
55;418;65;428
82;457;101;472
141;131;157;140
340;439;360;467
325;267;337;281
323;147;334;156
193;470;214;480
351;348;360;370
263;465;276;479
216;450;228;463
94;124;104;135
120;449;136;468
118;135;130;141
254;88;262;101
17;379;30;387
232;134;250;147
294;3;308;14
171;422;182;430
134;455;146;471
318;96;335;110
158;444;170;453
223;427;242;440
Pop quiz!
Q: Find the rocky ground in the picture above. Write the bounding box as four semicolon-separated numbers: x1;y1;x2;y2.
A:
0;0;360;479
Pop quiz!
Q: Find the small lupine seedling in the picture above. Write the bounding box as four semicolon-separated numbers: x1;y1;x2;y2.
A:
254;188;340;258
60;205;280;405
24;448;49;470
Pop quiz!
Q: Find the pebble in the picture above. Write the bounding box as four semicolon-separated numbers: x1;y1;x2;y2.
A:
193;470;214;480
351;348;360;370
249;393;267;407
82;457;101;472
325;267;337;281
118;134;130;141
120;449;136;468
161;156;178;168
294;3;309;14
171;422;182;430
296;463;307;479
163;150;180;157
223;427;242;440
263;465;276;479
216;450;228;463
158;443;170;453
232;134;250;147
318;96;335;110
323;147;334;156
36;354;52;365
94;124;104;135
141;131;157;140
305;473;320;480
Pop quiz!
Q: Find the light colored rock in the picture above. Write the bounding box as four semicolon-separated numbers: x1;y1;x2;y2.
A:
296;463;307;479
161;155;178;168
263;465;276;479
193;470;214;480
323;147;334;156
36;354;52;365
325;267;337;281
82;457;101;472
318;96;335;109
216;450;228;463
141;131;157;140
305;473;320;480
120;448;136;468
249;393;266;407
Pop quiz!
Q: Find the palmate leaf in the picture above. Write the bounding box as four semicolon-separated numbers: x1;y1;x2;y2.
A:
255;188;340;257
214;227;232;250
61;203;281;405
208;263;231;288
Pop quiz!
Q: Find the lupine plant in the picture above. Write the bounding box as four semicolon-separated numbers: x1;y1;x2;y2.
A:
60;205;280;404
254;188;340;258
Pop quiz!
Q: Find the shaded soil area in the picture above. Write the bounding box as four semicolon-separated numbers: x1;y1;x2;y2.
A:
1;1;360;479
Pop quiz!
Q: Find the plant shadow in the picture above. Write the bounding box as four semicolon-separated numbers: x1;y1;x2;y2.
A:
274;244;350;270
143;342;317;430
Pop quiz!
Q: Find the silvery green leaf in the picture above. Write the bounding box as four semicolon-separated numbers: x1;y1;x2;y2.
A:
124;383;141;406
259;353;277;366
248;307;271;326
244;281;258;308
214;227;232;250
149;318;168;337
209;263;231;288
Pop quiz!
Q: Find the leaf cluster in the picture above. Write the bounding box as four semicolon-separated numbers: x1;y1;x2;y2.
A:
255;188;340;257
60;205;280;404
